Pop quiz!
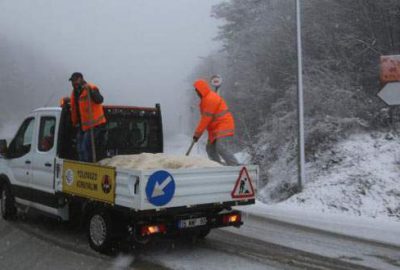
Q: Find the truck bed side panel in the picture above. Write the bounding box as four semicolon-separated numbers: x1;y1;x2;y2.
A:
137;166;258;211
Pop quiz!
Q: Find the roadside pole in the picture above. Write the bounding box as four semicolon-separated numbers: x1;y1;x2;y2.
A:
296;0;305;191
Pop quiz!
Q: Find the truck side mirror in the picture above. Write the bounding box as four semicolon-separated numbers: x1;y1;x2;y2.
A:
0;139;7;156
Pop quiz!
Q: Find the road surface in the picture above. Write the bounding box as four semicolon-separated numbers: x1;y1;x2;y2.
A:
0;211;398;269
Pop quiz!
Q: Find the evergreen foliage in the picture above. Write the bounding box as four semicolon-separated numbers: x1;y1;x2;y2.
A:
194;0;400;197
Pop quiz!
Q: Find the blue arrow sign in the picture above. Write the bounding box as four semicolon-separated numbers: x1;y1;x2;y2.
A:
145;170;176;206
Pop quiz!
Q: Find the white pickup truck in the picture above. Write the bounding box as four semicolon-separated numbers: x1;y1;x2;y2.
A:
0;103;258;253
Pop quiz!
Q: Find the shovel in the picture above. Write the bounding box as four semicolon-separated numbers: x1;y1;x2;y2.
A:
185;140;196;156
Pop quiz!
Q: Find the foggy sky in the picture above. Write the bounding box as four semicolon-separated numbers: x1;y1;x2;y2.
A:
0;0;223;136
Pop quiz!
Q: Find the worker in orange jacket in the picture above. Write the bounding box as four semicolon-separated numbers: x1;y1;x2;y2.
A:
69;72;106;162
192;79;239;166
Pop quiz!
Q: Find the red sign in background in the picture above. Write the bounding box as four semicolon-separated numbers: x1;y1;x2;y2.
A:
380;55;400;84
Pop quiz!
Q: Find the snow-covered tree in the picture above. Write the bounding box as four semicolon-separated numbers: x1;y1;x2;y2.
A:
193;0;400;199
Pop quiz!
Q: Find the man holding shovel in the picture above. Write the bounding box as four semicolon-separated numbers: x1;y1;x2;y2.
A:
69;72;106;162
189;79;239;166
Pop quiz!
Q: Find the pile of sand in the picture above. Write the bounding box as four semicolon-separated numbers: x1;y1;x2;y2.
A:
99;153;222;170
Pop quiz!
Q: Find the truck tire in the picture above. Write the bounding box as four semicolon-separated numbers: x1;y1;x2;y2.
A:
87;209;114;254
197;228;211;239
0;183;17;220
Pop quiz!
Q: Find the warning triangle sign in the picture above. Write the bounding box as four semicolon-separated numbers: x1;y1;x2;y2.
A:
231;167;255;199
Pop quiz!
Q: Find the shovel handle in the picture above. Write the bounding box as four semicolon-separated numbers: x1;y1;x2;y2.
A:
185;140;196;156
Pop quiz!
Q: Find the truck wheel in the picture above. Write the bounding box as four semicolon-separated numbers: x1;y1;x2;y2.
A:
197;228;210;239
0;183;17;220
87;209;114;254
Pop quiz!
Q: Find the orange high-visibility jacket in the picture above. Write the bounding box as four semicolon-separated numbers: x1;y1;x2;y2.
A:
194;79;235;143
70;83;106;131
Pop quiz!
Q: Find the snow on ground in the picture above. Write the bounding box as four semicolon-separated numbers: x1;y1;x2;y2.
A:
234;151;252;165
238;200;400;248
143;245;278;270
164;133;208;157
164;133;251;164
261;132;400;222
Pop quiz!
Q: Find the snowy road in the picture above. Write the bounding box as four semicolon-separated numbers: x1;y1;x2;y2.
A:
0;215;166;270
1;211;393;270
0;213;281;270
224;212;400;270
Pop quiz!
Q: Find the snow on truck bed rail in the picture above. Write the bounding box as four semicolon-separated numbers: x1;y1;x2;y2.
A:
99;153;222;170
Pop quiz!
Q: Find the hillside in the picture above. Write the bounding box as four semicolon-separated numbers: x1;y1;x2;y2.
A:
261;132;400;221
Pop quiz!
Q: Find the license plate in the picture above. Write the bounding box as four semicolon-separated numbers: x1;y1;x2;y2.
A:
178;217;207;228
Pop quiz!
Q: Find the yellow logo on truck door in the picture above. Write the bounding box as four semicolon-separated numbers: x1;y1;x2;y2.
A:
62;160;116;204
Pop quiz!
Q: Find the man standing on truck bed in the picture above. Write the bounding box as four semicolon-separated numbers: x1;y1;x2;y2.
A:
192;79;239;166
69;72;106;162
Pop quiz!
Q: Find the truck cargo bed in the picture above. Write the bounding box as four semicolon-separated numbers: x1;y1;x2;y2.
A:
56;159;258;212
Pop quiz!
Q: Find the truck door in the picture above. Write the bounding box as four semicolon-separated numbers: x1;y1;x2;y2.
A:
7;117;36;200
31;115;57;195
